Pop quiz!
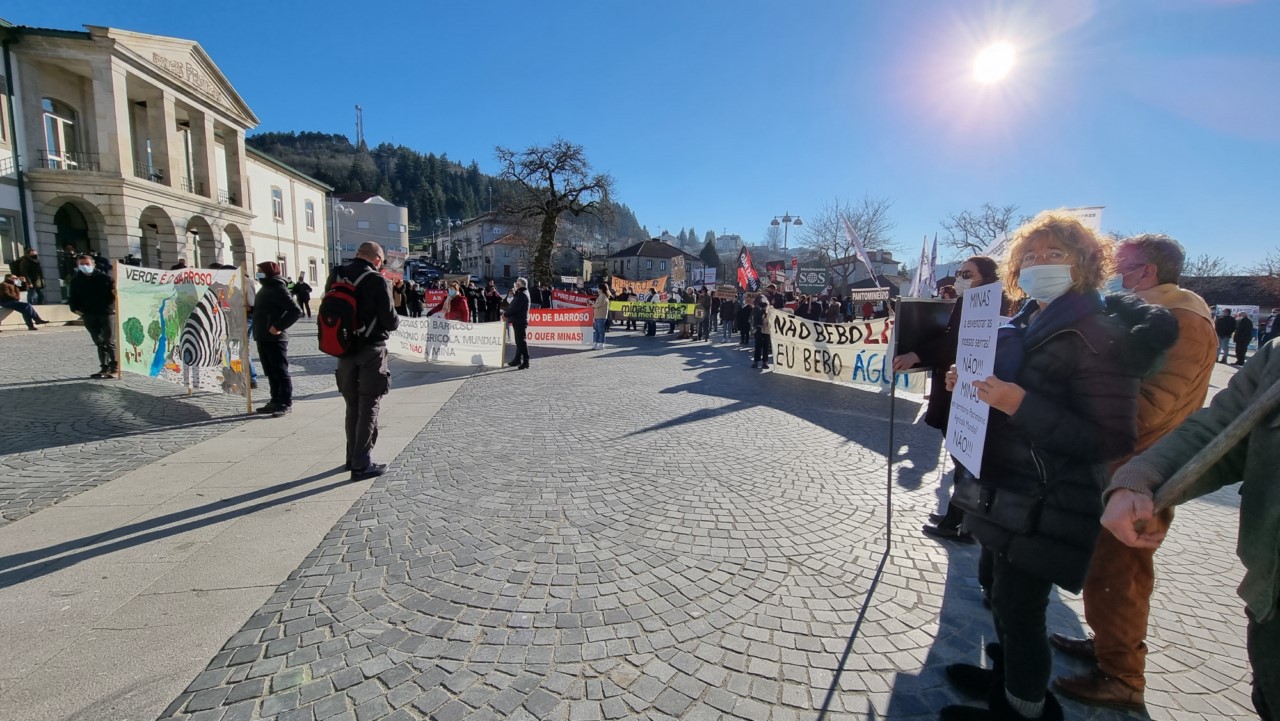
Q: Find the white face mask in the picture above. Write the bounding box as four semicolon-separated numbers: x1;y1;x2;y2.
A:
953;277;974;293
77;264;95;275
255;272;266;281
1018;264;1075;304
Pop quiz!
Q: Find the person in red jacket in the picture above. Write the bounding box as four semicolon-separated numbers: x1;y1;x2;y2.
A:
426;281;470;321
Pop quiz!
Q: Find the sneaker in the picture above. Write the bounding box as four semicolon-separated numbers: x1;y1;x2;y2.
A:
350;463;387;481
255;402;279;414
271;406;292;418
90;369;109;379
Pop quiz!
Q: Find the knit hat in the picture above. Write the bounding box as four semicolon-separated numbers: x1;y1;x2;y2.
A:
257;261;281;277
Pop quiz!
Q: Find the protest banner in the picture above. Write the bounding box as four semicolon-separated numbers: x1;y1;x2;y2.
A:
713;287;738;301
796;266;829;294
848;288;891;303
526;308;593;347
390;316;505;366
766;307;925;393
551;289;593;308
114;264;251;399
608;301;695;321
423;289;447;308
560;275;581;285
766;260;786;284
611;275;668;296
945;282;1003;476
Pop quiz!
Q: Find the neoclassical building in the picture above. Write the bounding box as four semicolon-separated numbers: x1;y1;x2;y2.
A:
0;19;329;291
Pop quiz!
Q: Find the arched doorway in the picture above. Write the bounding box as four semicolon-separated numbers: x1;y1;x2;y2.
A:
187;215;218;268
138;206;178;269
54;204;91;255
224;223;247;268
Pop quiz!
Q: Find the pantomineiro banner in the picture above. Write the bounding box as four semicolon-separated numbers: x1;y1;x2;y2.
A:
390;316;505;366
526;308;593;347
766;307;925;393
115;264;251;396
608;301;695;321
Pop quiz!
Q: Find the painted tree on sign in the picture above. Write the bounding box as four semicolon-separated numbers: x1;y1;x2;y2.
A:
148;319;162;352
123;317;145;362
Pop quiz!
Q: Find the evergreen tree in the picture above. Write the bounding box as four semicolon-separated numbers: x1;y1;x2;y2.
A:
705;229;716;246
687;227;697;251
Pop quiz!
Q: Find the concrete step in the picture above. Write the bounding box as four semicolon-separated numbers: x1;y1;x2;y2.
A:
0;303;83;329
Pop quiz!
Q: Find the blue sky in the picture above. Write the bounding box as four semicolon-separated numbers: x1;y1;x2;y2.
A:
15;0;1280;266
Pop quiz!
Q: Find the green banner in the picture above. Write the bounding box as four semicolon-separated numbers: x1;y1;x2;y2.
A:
608;301;695;321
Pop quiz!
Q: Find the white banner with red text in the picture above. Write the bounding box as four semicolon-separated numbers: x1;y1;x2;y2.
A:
551;289;593;309
390;316;505;366
524;308;594;348
765;307;925;393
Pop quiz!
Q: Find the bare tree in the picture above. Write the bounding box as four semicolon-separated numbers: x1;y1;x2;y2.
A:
494;139;614;285
798;195;897;260
1247;247;1280;294
940;203;1020;256
1182;254;1239;278
763;224;784;250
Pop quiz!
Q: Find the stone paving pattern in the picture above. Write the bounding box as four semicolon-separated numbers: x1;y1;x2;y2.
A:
0;320;337;526
152;328;1253;720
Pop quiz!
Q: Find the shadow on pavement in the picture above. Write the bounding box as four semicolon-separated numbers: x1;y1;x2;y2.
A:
0;466;350;588
0;382;254;455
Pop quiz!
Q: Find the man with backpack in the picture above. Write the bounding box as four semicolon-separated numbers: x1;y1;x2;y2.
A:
322;242;400;480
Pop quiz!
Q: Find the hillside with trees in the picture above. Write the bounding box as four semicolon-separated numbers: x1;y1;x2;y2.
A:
245;131;649;249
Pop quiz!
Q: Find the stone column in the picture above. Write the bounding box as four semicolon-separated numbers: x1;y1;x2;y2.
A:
190;111;218;199
225;130;246;207
90;60;133;175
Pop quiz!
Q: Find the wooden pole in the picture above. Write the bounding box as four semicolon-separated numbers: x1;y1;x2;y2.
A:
1152;377;1280;512
113;260;123;378
241;266;252;413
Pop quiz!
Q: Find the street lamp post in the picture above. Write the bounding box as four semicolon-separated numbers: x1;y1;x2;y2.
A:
330;199;353;270
770;212;803;251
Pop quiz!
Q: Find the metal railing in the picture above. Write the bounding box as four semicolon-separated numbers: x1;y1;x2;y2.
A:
180;177;205;195
0;156;14;176
218;189;239;206
37;149;100;171
133;161;165;183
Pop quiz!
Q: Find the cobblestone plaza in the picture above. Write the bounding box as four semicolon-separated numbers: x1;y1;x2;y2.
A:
0;323;1255;720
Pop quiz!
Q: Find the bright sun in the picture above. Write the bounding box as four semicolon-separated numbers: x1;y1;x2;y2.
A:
973;42;1016;84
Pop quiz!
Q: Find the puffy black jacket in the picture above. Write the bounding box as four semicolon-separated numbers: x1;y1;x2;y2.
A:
505;289;529;325
1215;314;1237;338
326;259;399;345
967;292;1178;592
251;276;302;342
68;268;115;315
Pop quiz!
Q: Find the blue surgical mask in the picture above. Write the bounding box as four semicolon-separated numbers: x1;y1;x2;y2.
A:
255;272;266;280
77;264;94;275
1018;264;1075;304
1104;274;1125;294
448;289;457;297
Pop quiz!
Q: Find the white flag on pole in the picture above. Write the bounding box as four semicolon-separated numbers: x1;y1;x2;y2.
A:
907;238;928;297
841;216;882;289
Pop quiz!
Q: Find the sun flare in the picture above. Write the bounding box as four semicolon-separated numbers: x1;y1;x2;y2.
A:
973;42;1016;84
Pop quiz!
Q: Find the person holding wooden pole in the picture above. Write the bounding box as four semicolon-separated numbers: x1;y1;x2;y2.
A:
1049;234;1219;711
1101;339;1280;721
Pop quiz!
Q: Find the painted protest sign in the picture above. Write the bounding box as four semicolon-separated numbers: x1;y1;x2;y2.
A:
766;307;925;393
551;289;593;309
115;264;250;396
611;276;668;296
390;316;505;366
527;308;593;348
608;301;695;321
946;282;1003;477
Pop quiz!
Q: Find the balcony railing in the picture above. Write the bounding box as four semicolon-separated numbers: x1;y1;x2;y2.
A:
37;150;100;171
133;162;165;184
0;156;14;176
180;177;205;195
218;189;239;206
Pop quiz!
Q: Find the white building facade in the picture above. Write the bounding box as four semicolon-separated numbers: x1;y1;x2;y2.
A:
0;19;330;293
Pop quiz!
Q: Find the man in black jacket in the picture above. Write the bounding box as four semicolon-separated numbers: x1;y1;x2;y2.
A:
252;262;302;417
67;254;118;379
1233;311;1254;365
504;277;530;369
1215;308;1237;363
327;242;399;479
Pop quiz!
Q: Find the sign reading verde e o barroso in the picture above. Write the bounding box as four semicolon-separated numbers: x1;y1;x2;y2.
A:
797;266;829;294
